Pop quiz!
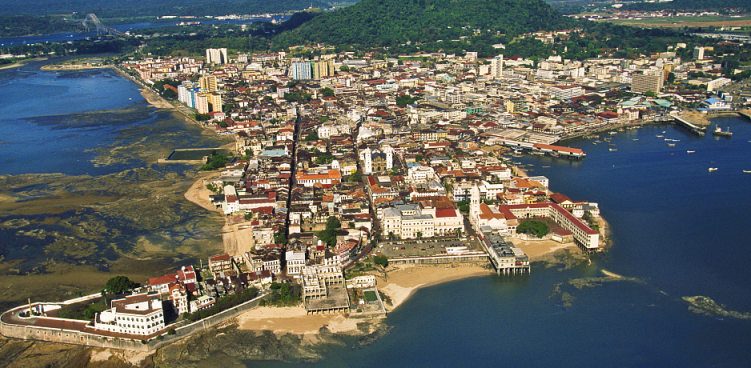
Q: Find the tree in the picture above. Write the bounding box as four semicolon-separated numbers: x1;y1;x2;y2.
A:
105;276;136;294
388;231;396;241
340;65;350;72
321;87;335;97
274;228;287;244
517;220;550;238
415;155;423;162
349;171;362;182
304;132;319;141
416;231;423;240
644;91;656;97
373;255;389;268
667;72;676;84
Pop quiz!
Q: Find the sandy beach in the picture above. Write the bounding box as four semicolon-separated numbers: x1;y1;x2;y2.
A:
377;263;495;311
237;306;362;336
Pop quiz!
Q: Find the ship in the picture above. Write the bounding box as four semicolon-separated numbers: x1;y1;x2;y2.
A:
609;148;617;151
712;125;733;137
687;150;695;153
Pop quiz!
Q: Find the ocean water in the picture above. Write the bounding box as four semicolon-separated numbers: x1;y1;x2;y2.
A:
259;119;751;367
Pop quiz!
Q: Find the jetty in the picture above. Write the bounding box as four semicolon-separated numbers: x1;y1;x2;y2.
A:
739;110;751;121
671;113;706;136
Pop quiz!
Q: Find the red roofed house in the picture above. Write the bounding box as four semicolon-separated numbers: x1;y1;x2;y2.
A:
209;253;234;276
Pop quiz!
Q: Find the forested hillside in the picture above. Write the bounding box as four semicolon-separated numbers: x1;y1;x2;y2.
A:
275;0;578;48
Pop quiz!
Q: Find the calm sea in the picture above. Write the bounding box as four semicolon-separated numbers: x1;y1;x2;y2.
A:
2;61;751;366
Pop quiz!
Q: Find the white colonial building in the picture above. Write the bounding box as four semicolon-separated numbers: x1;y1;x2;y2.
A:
380;202;464;239
94;293;165;336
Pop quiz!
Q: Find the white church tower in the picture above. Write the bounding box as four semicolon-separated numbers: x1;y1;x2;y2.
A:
470;183;481;228
359;147;373;174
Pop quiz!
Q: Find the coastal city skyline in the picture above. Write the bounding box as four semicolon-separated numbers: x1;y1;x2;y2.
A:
1;0;750;366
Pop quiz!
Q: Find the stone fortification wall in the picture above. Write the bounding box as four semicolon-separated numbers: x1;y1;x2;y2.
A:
1;293;267;351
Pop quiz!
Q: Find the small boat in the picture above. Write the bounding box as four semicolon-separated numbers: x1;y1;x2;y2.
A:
709;168;718;172
550;153;559;158
712;125;733;137
744;170;751;173
592;142;597;145
656;135;664;138
664;138;672;141
608;144;616;146
667;143;676;147
687;150;695;153
609;131;617;135
609;148;617;151
672;139;680;142
542;166;551;168
632;139;639;141
662;131;666;133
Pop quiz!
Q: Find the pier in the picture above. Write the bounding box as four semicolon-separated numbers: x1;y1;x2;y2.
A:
739;110;751;121
671;113;706;136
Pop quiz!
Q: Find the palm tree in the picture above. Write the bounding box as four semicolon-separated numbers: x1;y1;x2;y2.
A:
417;231;423;240
388;231;396;242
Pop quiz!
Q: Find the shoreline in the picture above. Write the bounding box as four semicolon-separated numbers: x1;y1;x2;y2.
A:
0;58;45;70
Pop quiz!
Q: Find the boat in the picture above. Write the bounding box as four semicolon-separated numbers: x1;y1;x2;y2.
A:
609;131;617;135
664;138;672;141
662;131;666;133
672;139;680;142
542;166;551;168
633;139;639;141
687;150;695;153
608;144;616;146
709;168;718;172
744;170;751;173
609;148;617;151
592;142;597;145
712;125;733;137
656;135;664;138
550;153;559;158
668;143;676;147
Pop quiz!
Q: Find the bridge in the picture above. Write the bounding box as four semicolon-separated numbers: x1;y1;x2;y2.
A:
81;14;127;37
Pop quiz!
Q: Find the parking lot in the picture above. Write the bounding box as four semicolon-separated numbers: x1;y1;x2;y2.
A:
375;236;482;258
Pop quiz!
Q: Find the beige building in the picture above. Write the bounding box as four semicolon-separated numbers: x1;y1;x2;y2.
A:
631;73;663;94
199;75;218;92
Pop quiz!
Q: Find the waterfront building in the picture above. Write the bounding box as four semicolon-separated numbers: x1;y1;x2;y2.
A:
498;203;599;251
94;293;165;336
195;94;210;114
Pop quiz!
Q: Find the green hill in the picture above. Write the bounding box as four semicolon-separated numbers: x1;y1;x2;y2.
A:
275;0;577;47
